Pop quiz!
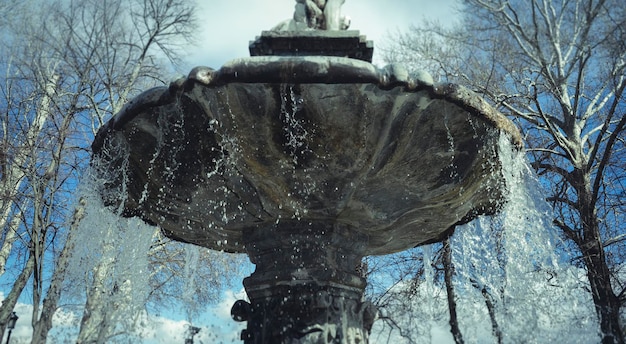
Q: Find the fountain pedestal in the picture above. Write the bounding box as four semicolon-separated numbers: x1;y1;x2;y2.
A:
232;221;375;343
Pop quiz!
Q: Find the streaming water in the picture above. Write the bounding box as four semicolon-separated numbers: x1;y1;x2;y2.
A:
280;84;310;166
182;244;200;321
278;84;315;219
448;133;598;343
421;244;436;340
370;133;598;343
60;101;242;342
64;166;157;342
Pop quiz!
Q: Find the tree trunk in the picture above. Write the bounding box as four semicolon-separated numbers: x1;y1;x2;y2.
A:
579;211;624;344
571;165;624;344
0;251;34;340
31;198;86;344
77;254;116;344
480;286;502;344
442;237;464;344
469;278;502;344
0;212;22;276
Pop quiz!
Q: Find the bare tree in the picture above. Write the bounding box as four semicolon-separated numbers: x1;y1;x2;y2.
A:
16;0;198;342
383;0;626;342
0;1;74;338
0;0;203;342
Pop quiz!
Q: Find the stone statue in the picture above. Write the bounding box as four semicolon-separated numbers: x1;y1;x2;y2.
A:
275;0;350;31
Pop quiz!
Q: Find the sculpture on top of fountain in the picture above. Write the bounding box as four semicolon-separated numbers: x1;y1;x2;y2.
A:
274;0;351;31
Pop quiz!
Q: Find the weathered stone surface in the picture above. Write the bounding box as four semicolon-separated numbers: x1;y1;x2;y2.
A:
250;31;373;62
231;222;374;343
92;56;521;256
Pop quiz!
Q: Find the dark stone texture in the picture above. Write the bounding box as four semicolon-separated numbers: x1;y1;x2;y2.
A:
232;221;374;343
249;31;374;62
91;56;521;255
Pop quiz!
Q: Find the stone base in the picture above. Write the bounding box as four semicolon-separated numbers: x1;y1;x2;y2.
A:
233;285;375;343
249;31;374;62
231;221;376;343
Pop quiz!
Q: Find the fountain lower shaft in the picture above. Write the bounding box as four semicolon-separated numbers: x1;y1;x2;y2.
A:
231;221;376;343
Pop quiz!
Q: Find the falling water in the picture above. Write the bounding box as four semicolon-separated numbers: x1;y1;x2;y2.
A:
62;170;228;342
63;164;157;342
57;100;243;342
277;84;317;219
370;132;598;343
182;244;200;321
421;244;436;341
279;84;310;166
448;133;599;343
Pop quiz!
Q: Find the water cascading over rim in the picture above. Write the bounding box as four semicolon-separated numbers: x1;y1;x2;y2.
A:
91;1;522;343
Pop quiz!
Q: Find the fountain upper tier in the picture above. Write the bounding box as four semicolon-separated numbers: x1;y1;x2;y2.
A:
92;56;522;255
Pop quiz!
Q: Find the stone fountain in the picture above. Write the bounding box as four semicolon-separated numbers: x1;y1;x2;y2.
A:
91;1;522;343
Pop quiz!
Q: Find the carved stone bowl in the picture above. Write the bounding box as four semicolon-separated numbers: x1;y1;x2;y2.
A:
92;56;521;255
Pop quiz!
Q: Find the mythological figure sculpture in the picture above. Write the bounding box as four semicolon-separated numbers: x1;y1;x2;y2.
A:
290;0;350;30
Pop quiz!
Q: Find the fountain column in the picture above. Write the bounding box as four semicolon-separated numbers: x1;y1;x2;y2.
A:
231;221;376;343
236;4;376;341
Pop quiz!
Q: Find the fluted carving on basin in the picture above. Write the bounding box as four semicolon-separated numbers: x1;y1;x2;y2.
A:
92;56;521;255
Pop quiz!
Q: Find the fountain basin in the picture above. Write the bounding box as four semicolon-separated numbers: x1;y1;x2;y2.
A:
92;56;522;256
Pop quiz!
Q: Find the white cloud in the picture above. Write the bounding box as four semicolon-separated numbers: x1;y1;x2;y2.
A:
135;288;246;344
186;0;294;69
138;316;189;343
213;288;248;321
0;293;80;343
